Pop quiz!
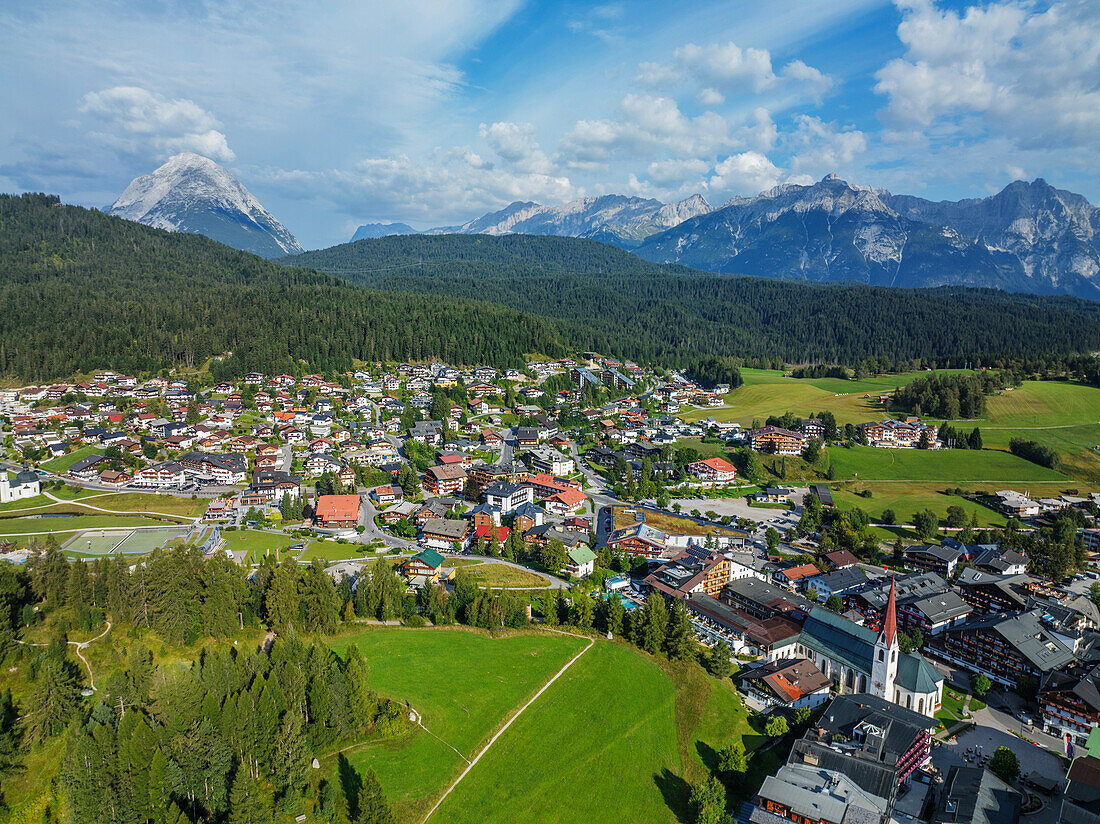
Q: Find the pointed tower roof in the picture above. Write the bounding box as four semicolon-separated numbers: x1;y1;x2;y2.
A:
882;577;898;647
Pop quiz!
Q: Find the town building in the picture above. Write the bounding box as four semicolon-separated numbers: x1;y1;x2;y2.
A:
749;426;806;455
314;494;361;529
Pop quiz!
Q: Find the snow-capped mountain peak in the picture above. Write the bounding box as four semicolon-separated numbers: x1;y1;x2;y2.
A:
108;153;303;258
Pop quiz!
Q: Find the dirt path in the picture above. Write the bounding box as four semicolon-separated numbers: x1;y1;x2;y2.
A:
16;620;112;691
421;629;595;823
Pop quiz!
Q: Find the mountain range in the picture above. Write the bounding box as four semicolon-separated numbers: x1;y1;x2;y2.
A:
107;153;303;258
634;175;1100;299
365;175;1098;300
422;193;712;247
350;221;418;241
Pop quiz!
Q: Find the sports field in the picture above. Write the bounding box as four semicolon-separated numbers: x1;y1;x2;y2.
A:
64;526;189;555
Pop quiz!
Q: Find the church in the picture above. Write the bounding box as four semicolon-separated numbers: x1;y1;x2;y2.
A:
783;579;944;718
0;467;40;504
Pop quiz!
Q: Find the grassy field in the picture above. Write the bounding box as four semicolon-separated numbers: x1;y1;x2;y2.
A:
433;643;760;824
326;629;587;822
681;368;973;427
827;445;1069;483
296;540;371;563
0;514;168;537
224;528;299;563
460;563;549;588
41;445;104;473
929;380;1100;485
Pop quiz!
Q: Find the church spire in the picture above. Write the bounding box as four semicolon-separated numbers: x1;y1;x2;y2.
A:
883;577;897;647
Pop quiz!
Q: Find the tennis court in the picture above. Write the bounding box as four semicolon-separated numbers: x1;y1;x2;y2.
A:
66;526;188;556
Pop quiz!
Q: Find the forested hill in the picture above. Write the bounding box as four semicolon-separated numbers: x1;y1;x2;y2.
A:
285;234;1100;369
0;194;568;381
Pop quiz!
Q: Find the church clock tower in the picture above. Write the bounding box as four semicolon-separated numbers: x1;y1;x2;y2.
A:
871;577;899;700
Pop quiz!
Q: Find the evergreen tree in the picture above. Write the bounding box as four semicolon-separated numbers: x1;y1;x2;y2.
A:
20;645;82;742
638;594;668;655
228;769;273;824
663;599;696;662
356;766;396;824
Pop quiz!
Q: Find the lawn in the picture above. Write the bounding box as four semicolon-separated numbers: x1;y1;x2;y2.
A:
930;380;1100;486
296;540;372;564
827;445;1068;483
828;482;1064;529
0;514;167;536
325;628;587;823
459;563;549;589
41;445;104;473
223;528;299;563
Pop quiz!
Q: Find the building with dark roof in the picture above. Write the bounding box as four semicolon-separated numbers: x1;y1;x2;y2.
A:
932;766;1021;824
1062;755;1100;824
755;763;888;824
903;543;963;577
852;572;971;636
942;608;1076;687
644;546;731;599
1041;663;1100;747
787;692;935;807
955;567;1032;614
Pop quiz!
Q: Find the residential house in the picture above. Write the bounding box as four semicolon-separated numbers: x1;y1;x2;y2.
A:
750;426;806;455
483;482;534;515
740;658;833;710
688;457;737;483
420;518;470;552
424;464;467;497
315;494;361;529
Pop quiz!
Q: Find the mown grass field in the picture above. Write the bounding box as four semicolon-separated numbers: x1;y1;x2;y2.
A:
0;514;168;537
827;445;1068;483
224;528;300;563
929;380;1100;485
326;629;587;822
40;445;104;473
681;368;973;427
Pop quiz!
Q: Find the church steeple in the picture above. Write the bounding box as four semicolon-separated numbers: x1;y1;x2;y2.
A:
871;576;899;701
882;577;897;648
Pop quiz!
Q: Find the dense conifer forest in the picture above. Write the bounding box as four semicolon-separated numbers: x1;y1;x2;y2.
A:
286;234;1100;370
0;194;568;381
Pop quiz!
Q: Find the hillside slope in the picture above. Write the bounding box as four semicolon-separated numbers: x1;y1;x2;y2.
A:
284;234;1100;367
0;194;567;381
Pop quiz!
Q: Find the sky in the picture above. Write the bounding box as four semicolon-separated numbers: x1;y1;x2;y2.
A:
2;0;1099;249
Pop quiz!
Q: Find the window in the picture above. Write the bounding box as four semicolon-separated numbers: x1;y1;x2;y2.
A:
878;649;884;662
918;698;924;714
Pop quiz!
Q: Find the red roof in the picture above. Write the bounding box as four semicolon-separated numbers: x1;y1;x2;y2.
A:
883;577;898;646
472;524;510;543
781;563;820;581
316;494;360;522
692;457;736;473
547;488;586;507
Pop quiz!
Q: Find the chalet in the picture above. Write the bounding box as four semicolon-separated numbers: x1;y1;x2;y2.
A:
755;487;791;504
645;546;732;599
305;452;342;477
471;524;510;547
250;470;301;503
379;500;418;525
512;502;543;533
68;454;108;481
903;544;963;577
97;469;132;488
543;487;587;517
515;427;539;448
370;485;402;505
400;548;446;584
314;494;361;529
942;608;1075;687
424;464;467;497
408;421;444;446
607;522;668;559
740;658;832;710
133;460;187;488
564;547;597;578
420;518;470;552
749;426;805;455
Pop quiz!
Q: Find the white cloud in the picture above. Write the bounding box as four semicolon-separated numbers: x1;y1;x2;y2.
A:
558;93;733;164
786;115;867;174
259;147;576;225
478;121;551;174
637;40;834;102
697;87;725;106
645;158;710;187
79;86;235;160
737;108;778;152
708;151;782;196
874;0;1100;149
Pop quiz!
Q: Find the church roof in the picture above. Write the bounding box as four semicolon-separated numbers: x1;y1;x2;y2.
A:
896;651;943;694
13;469;39;486
883;577;898;646
799;607;876;674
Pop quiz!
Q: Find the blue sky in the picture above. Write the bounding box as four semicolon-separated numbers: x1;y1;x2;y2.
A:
2;0;1098;249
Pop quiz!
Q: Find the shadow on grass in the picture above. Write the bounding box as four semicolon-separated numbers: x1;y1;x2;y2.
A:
695;740;720;772
338;753;363;821
654;767;692;824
